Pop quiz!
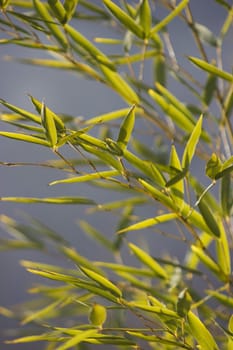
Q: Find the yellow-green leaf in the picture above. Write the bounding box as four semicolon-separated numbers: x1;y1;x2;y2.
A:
89;303;107;328
103;0;145;39
41;101;57;147
49;170;119;186
0;196;95;205
128;243;168;279
117;105;135;151
56;329;98;350
189;56;233;82
139;0;152;37
118;213;177;233
187;310;220;350
79;266;122;297
0;131;50;147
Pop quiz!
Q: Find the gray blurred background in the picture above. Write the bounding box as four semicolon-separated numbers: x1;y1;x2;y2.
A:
0;1;232;349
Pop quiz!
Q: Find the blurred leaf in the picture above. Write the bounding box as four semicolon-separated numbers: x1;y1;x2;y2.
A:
203;73;217;106
176;288;192;317
118;213;177;233
79;266;122;297
127;331;184;346
221;172;232;217
127;301;179;318
139;0;152;37
103;0;145;39
194;23;219;47
128;242;168;279
56;329;98;350
189;56;233;82
100;65;140;104
198;198;221;237
0;196;96;205
216;220;231;276
41;101;57;147
79;220;113;251
64;0;79;23
207;291;233;308
48;0;67;24
167;145;184;207
187;310;220;350
150;0;189;35
154;54;166;87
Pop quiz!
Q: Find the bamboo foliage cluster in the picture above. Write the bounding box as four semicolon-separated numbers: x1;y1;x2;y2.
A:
0;0;233;349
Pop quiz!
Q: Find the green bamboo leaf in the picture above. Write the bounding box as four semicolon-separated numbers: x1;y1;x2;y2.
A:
182;114;203;169
56;329;98;350
96;262;154;277
117;105;135;151
79;220;113;251
100;65;139;104
198;198;221;238
189;56;233;82
60;246;104;275
167;145;184;207
187;310;220;350
216;221;231;276
139;0;152;37
150;0;189;35
103;0;145;39
128;243;168;279
207;291;233;308
64;24;113;68
118;213;177;234
221;173;232;217
127;332;184;347
190;245;225;281
6;333;60;344
29;95;65;134
33;0;68;48
0;0;10;9
154;55;166;87
149;89;195;133
49;170;119;186
41;101;57;147
0;196;96;205
63;0;79;23
203;73;217;106
79;266;122;297
48;0;66;24
0;131;50;147
21;298;65;325
127;301;179;318
0;99;41;123
86;107;135;125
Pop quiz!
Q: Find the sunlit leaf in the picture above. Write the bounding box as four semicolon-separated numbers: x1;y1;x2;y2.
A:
88;303;107;328
56;329;98;350
49;170;119;186
139;0;152;37
189;56;233;82
79;266;122;297
128;243;168;279
0;196;96;205
0;131;50;146
187;310;220;350
117;105;135;151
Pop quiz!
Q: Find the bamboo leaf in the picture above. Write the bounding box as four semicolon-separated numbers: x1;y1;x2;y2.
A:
56;329;98;350
79;220;113;251
33;0;68;48
100;65;139;104
117;105;135;151
198;198;221;238
49;170;119;186
41;101;57;147
48;0;67;24
206;153;222;179
118;213;177;233
189;56;233;82
127;301;179;318
0;196;96;205
103;0;145;39
182;115;203;169
221;172;232;217
187;310;220;350
216;221;231;276
139;0;152;37
0;99;41;123
79;266;122;297
0;131;50;147
128;243;168;279
150;0;189;35
63;0;79;23
176;288;192;317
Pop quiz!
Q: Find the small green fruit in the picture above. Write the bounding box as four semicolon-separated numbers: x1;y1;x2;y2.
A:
89;303;107;328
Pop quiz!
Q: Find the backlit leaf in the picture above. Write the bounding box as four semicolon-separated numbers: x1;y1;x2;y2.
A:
117;105;135;151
